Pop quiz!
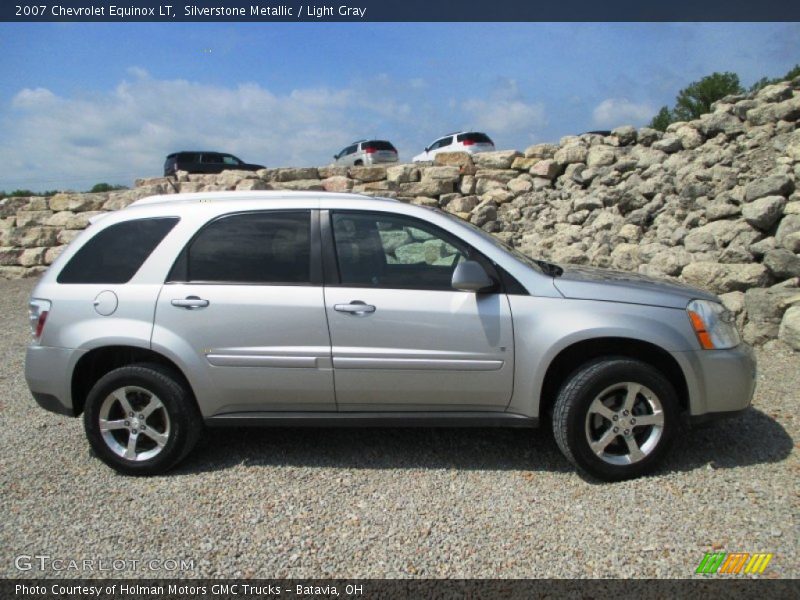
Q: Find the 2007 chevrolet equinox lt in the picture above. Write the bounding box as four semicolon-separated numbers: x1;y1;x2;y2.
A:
25;192;756;480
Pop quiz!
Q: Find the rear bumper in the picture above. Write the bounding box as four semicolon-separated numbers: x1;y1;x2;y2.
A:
674;343;757;418
25;345;83;417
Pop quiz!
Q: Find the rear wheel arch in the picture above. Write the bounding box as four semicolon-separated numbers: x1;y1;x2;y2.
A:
71;346;197;417
538;337;689;420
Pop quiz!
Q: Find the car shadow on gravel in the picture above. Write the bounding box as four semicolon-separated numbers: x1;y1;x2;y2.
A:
662;407;795;474
178;425;574;474
173;407;793;479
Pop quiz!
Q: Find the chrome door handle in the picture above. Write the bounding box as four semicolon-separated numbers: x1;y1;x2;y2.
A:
171;296;209;309
334;301;376;315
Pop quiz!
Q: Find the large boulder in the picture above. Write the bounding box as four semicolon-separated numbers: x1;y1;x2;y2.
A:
763;249;800;279
553;144;588;165
741;195;786;230
386;164;420;184
681;262;770;294
743;287;800;345
744;174;794;202
779;306;800;350
471;150;520;170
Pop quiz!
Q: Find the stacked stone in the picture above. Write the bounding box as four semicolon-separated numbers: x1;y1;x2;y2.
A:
2;77;799;347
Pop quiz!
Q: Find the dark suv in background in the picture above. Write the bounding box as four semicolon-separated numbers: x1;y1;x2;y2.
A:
164;152;264;176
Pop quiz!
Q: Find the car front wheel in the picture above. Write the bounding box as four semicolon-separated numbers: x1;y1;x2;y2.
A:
83;363;202;476
553;357;679;481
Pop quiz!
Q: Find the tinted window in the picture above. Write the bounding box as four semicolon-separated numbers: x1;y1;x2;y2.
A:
222;155;241;165
332;212;469;290
344;144;358;156
364;141;396;151
457;132;493;144
185;212;311;284
58;218;179;284
177;153;200;162
201;154;223;164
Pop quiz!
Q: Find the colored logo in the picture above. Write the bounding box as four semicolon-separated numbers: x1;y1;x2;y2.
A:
696;552;773;575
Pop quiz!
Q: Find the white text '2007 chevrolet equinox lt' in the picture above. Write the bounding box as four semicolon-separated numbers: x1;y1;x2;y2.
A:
25;192;756;480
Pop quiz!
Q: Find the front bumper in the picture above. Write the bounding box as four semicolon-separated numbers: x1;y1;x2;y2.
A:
25;345;84;417
675;343;757;418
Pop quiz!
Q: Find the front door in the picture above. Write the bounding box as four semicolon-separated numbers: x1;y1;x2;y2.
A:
153;210;334;417
323;210;514;411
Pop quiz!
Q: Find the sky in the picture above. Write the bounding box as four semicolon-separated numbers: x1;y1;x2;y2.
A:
0;22;798;192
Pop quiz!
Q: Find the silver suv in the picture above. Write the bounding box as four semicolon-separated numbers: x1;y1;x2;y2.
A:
25;192;756;480
333;140;399;166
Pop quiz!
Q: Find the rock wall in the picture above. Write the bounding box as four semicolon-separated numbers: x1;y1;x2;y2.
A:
2;78;800;348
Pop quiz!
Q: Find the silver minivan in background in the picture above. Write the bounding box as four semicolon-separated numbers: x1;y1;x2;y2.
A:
25;192;756;480
334;140;399;166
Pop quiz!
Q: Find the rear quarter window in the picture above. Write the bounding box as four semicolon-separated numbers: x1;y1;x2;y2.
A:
57;217;179;284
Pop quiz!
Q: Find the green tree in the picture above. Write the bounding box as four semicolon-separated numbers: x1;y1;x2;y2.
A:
1;189;61;198
672;72;744;121
649;106;673;132
89;182;128;193
749;64;800;92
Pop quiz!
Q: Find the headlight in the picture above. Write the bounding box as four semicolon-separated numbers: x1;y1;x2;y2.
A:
686;299;740;350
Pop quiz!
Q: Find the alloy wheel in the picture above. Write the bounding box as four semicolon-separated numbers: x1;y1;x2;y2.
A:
98;386;171;462
584;382;664;466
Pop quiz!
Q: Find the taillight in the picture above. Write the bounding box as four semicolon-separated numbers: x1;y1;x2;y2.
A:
462;139;475;146
364;146;376;154
29;299;51;342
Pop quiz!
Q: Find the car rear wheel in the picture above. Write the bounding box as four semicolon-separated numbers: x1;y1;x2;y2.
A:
83;363;202;476
552;357;678;481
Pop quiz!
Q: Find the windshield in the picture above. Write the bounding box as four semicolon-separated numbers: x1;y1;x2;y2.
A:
429;208;551;274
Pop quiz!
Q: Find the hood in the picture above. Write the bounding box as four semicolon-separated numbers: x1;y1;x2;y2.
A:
552;265;719;309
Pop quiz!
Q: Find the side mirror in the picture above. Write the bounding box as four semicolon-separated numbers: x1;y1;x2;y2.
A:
451;260;495;292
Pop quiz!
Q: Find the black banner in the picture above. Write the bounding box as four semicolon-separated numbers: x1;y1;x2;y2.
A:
3;0;800;22
3;579;797;599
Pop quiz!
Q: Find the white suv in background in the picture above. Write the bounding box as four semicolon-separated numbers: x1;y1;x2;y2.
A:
412;132;495;162
333;140;399;166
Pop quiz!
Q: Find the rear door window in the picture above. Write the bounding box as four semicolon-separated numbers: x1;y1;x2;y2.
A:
176;211;312;284
57;218;179;284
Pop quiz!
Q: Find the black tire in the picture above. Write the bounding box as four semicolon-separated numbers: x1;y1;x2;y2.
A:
83;363;203;476
354;159;363;166
552;357;679;481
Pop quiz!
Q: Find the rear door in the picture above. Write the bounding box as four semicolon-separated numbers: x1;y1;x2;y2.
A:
153;209;335;417
322;210;514;411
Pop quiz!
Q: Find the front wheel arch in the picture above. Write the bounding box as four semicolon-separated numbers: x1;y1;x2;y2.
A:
539;337;689;421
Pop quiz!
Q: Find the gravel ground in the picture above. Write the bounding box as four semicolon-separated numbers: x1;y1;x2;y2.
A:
0;278;797;579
